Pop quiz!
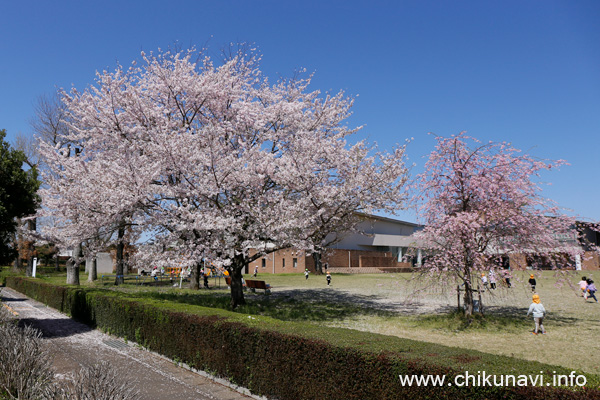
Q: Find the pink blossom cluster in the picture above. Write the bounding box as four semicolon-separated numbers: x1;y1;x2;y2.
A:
413;132;580;306
37;49;409;275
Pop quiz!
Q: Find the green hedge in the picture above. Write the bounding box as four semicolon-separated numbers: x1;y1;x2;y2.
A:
5;277;599;399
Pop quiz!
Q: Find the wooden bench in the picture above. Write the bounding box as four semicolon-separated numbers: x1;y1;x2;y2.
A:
100;274;143;284
245;279;271;294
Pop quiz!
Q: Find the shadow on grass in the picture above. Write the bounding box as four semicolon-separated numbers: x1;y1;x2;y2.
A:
111;285;586;329
415;305;581;332
132;288;403;322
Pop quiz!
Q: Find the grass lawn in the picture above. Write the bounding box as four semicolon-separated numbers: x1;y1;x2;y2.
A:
5;267;600;376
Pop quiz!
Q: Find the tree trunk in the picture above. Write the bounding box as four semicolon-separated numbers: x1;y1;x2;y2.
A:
88;257;97;282
312;252;323;275
189;262;201;290
463;282;474;316
25;218;36;277
12;256;20;272
26;252;33;276
66;244;82;286
12;222;21;272
229;255;246;309
54;255;60;272
115;225;125;285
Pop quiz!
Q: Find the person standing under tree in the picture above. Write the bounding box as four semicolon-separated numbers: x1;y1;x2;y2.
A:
488;270;497;290
503;269;512;288
326;271;331;286
527;294;546;335
202;270;209;289
304;268;309;280
481;273;488;290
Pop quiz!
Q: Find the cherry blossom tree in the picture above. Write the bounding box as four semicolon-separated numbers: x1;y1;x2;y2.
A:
413;132;579;316
39;48;409;307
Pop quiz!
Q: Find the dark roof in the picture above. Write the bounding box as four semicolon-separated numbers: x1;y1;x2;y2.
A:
354;212;423;228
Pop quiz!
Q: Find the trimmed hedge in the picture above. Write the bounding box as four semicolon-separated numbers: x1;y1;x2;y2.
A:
5;277;599;399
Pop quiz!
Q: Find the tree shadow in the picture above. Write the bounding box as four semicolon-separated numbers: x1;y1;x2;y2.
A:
128;286;592;326
17;317;93;338
0;296;28;303
482;305;583;327
135;288;436;321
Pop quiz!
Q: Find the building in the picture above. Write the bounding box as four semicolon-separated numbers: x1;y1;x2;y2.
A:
248;214;423;274
506;222;600;271
247;216;600;274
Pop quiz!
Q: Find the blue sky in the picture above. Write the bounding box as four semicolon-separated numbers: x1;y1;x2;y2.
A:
1;1;599;222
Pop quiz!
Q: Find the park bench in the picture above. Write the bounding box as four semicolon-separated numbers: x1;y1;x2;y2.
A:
100;274;143;284
245;279;271;294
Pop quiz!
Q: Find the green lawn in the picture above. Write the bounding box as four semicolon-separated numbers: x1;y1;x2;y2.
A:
4;267;599;375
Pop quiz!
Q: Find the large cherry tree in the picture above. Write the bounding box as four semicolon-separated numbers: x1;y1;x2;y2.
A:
413;132;579;316
40;48;409;307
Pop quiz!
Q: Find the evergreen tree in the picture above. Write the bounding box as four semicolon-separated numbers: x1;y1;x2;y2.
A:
0;129;40;265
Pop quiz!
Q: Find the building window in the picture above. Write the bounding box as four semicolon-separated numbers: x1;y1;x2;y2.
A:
293;258;298;268
262;258;266;268
282;258;285;268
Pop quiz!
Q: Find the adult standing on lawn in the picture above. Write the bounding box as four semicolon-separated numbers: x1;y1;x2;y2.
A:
527;294;547;335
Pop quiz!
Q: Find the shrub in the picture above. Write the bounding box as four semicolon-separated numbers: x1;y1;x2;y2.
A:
0;307;56;400
5;277;600;399
59;361;139;400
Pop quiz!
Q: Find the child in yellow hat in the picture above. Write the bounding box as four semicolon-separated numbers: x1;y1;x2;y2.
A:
528;274;536;292
526;294;546;335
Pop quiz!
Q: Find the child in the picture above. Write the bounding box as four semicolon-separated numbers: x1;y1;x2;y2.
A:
526;294;546;335
481;273;488;290
488;270;497;290
304;268;309;280
503;269;512;288
578;277;588;298
586;279;598;302
202;270;210;289
528;274;537;292
326;271;331;286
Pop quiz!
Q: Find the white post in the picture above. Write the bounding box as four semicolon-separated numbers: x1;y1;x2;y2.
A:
576;254;582;271
273;251;275;274
397;247;403;262
348;251;351;268
417;249;422;267
32;257;38;278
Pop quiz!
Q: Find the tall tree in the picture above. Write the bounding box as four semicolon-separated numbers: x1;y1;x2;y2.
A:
0;130;40;266
12;94;69;274
413;132;579;316
39;48;408;307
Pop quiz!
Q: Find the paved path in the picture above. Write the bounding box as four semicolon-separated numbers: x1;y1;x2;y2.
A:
1;286;257;400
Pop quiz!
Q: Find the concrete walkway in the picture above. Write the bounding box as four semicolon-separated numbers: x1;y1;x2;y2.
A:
1;286;257;400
